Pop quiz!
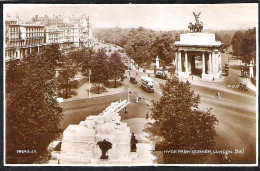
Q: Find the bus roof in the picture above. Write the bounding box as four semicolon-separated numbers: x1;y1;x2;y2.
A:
141;76;153;82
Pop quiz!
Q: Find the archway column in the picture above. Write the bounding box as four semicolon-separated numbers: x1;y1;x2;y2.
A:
185;51;188;73
175;51;178;71
178;50;182;72
202;51;205;74
208;51;212;74
214;50;219;73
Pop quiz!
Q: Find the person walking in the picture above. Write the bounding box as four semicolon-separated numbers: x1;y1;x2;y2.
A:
146;112;149;120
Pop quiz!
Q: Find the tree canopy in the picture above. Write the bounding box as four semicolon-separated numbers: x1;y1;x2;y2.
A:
89;49;110;93
231;28;256;63
93;27;179;66
231;31;244;56
241;28;256;63
147;76;218;164
6;45;63;164
108;52;126;88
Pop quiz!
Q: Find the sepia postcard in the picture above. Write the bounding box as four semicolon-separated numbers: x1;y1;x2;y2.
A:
3;3;258;166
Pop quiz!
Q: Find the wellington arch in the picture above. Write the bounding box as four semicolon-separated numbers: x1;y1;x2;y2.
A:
174;13;222;81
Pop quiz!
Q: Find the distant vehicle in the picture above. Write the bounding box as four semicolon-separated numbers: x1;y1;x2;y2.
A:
155;69;168;79
130;77;137;84
216;92;220;98
141;76;154;93
225;63;229;69
239;82;248;91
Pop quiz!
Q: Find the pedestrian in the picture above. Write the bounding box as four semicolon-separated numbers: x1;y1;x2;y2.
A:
146;112;149;120
213;77;215;81
131;133;138;152
124;107;128;115
136;72;138;76
192;76;193;81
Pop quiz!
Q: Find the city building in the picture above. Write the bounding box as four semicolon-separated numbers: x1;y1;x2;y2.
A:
5;14;93;61
5;15;45;61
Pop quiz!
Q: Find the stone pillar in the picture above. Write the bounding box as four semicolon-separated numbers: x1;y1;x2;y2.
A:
185;51;188;73
175;51;178;71
249;62;254;78
208;52;212;74
202;51;205;74
219;52;222;73
212;51;215;74
179;51;182;72
37;45;40;54
155;56;160;69
214;50;218;73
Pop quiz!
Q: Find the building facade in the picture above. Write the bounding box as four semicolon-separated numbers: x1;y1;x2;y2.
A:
5;16;45;61
5;14;93;61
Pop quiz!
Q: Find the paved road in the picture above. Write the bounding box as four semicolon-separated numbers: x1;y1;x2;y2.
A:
123;61;256;164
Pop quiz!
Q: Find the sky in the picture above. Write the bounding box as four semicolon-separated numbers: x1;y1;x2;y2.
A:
4;4;258;31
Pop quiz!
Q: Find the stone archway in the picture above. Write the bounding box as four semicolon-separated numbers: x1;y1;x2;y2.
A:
174;33;222;80
189;51;203;76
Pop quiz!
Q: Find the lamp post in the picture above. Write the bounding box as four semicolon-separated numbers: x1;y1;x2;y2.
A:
89;69;91;98
128;88;130;104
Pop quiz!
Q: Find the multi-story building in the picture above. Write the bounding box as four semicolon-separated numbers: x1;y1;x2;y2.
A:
32;15;65;26
5;16;45;61
45;26;64;44
5;14;93;61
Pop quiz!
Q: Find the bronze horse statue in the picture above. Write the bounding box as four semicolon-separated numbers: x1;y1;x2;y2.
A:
188;12;203;32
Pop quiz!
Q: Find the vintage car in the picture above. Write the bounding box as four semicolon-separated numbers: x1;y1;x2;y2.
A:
130;77;137;84
238;82;248;91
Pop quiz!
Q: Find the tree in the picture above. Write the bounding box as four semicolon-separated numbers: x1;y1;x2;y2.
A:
242;28;256;63
6;50;63;164
89;50;109;93
109;52;126;88
146;77;218;164
231;31;244;56
151;33;175;66
58;56;77;99
81;48;95;73
222;34;232;50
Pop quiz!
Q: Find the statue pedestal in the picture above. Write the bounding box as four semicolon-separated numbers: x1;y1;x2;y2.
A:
98;159;109;164
100;155;108;159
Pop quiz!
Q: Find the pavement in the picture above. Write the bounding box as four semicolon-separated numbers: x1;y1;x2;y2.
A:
63;81;126;102
122;51;257;164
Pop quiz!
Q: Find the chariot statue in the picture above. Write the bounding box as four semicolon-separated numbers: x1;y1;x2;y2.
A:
188;12;203;32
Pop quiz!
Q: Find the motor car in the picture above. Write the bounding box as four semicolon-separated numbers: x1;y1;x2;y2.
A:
239;82;248;91
130;77;137;84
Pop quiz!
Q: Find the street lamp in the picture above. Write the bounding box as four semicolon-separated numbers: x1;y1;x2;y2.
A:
128;88;131;104
128;55;130;71
89;69;91;98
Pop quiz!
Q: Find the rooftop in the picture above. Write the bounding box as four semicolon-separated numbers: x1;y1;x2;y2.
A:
174;33;222;47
